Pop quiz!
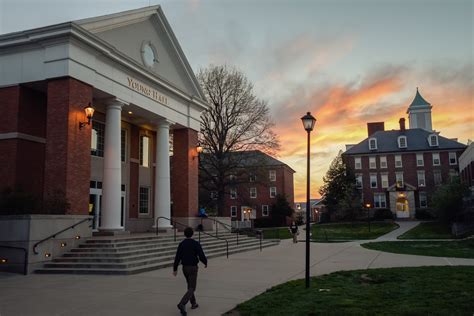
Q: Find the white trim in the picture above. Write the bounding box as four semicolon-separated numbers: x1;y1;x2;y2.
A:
269;170;276;182
270;187;277;198
370;173;378;188
428;134;439;147
416;153;424;166
230;206;237;218
354;157;362;169
369;156;377;169
397;135;407;148
369;137;377;150
448;152;457;165
0;132;46;143
249;187;257;199
395;155;403;168
432;152;441;166
262;205;269;217
380;156;387;169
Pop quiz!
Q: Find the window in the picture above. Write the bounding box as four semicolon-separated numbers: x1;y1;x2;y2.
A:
369;138;377;150
434;170;442;186
139;187;150;215
416;153;424;166
432;153;440;166
381;174;389;188
374;193;387;208
449;152;457;165
91;121;105;157
419;192;428;208
230;188;237;199
369;156;376;169
210;191;218;200
417;170;425;187
249;174;256;182
250;187;257;198
355;174;363;189
370;174;378;188
429;134;439;147
398;136;407;148
380;156;387;169
270;187;277;198
262;205;269;217
121;129;126;162
396;172;404;188
395;155;403;168
139;135;150;167
355;157;362;169
230;206;237;217
269;170;276;182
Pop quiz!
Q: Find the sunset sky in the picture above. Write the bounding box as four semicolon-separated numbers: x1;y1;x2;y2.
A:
1;0;473;201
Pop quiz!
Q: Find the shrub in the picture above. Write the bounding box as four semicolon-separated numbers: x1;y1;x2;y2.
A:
415;209;436;220
0;187;70;215
373;208;394;220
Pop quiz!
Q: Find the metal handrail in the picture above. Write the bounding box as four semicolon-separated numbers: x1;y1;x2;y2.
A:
0;245;28;275
33;217;92;255
202;216;239;245
155;216;230;258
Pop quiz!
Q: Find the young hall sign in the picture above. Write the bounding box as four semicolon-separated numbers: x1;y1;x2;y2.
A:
127;77;169;106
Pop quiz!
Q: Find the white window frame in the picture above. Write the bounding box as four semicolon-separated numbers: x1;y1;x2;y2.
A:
395;155;402;168
270;187;277;198
230;188;237;199
249;174;256;182
262;205;269;217
449;152;457;165
417;170;426;187
369;156;376;169
428;134;439;147
139;135;150;167
250;187;257;199
432;153;440;166
398;136;407;148
369;137;377;150
381;174;389;189
396;172;404;188
230;206;237;217
380;156;387;169
374;193;387;208
416;153;424;166
356;174;363;189
370;174;378;188
269;170;276;182
355;157;362;170
433;170;442;186
419;192;428;208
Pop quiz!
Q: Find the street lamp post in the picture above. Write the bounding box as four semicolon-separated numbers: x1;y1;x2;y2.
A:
365;203;371;232
301;112;316;289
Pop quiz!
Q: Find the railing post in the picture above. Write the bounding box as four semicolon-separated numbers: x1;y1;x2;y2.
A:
174;227;176;242
259;230;262;252
226;241;229;258
237;228;239;245
198;230;201;242
23;249;28;275
216;220;218;237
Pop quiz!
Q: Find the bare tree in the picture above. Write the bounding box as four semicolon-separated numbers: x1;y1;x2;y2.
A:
198;65;280;216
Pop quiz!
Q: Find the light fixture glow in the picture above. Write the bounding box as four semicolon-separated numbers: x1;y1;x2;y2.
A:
0;258;7;263
79;103;95;129
75;236;81;240
45;253;51;258
61;242;67;247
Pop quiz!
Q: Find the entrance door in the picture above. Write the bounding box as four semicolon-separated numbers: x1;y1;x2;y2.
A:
241;206;256;221
89;187;126;230
396;196;410;218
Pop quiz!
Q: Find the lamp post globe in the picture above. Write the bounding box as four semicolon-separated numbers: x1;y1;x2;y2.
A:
301;111;316;289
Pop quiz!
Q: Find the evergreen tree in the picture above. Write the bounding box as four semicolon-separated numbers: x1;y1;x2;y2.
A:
271;194;294;225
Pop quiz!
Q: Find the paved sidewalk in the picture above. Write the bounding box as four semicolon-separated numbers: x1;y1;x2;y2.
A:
372;221;420;241
1;223;473;316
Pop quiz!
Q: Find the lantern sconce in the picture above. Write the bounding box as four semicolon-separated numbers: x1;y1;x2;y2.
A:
193;143;203;160
79;103;95;129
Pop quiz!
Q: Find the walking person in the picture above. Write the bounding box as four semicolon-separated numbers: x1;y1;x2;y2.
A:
289;220;299;243
173;227;208;316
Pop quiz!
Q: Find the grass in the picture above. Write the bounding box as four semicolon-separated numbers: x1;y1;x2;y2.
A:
261;228;293;239
362;239;474;258
312;222;399;241
397;222;453;239
231;266;474;316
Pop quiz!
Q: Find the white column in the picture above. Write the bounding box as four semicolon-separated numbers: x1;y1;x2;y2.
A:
154;120;172;228
100;100;125;231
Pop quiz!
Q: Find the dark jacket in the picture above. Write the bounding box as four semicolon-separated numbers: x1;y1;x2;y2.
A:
290;224;298;234
173;238;208;271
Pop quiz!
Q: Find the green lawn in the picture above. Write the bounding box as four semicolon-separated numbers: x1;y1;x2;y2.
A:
261;227;293;239
231;266;474;316
362;239;474;258
312;222;399;241
397;222;453;239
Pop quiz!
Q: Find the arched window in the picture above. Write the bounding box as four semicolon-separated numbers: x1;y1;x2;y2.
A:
428;134;438;147
369;137;377;150
398;136;407;148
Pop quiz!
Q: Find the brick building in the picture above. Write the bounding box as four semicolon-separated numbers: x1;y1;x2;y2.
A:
459;142;474;190
199;151;295;224
0;6;207;232
342;90;466;218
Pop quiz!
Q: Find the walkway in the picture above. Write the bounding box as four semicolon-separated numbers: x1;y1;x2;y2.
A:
1;222;473;316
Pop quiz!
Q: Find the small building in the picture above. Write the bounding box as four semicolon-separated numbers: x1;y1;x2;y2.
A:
342;89;466;219
459;141;474;190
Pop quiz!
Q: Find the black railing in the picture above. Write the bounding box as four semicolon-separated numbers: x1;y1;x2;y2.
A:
202;217;240;245
155;216;230;258
33;217;92;255
0;245;28;275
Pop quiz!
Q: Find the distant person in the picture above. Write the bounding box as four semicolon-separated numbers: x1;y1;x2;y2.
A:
289;221;299;243
173;227;208;316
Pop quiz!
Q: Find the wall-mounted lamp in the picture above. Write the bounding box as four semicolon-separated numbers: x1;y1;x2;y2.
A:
365;203;371;208
75;235;81;240
60;242;67;247
193;143;203;160
79;103;95;129
45;253;51;258
0;258;7;263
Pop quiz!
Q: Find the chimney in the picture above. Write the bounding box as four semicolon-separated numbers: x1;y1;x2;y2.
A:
367;122;385;137
399;118;406;131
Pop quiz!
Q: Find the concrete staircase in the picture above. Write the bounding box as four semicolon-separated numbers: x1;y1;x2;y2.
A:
35;232;279;275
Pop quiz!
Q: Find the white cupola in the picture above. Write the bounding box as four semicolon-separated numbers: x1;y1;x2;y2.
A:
406;88;433;132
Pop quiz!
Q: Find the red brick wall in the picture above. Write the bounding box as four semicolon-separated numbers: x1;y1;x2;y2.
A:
171;128;198;217
0;86;20;189
44;78;93;215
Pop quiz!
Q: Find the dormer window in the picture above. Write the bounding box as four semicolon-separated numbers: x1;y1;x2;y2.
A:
398;136;407;148
369;138;377;150
429;134;438;147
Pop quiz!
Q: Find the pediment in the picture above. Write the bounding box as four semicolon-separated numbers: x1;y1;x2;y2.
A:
75;6;205;102
387;182;417;192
